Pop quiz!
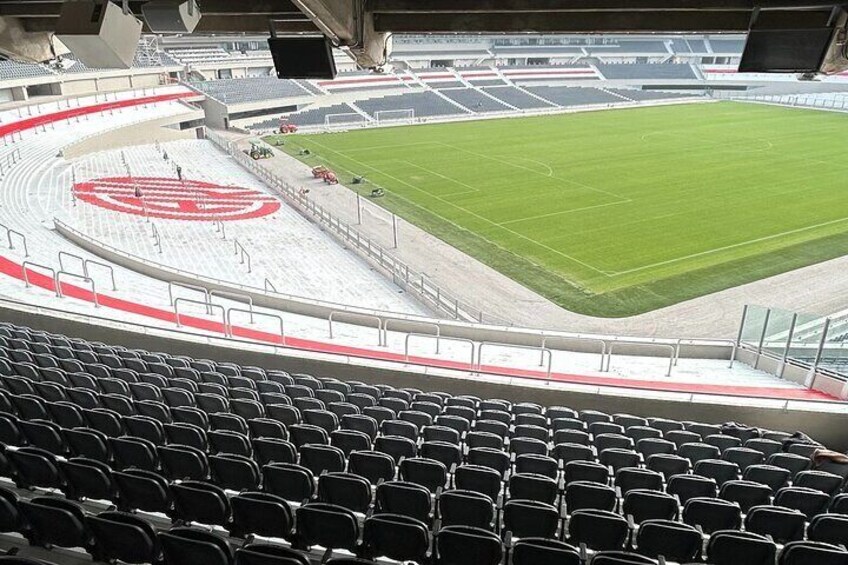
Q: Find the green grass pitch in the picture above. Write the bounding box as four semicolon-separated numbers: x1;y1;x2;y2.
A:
267;101;848;317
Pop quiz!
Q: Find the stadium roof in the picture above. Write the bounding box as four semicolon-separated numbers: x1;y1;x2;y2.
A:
0;0;844;67
0;0;840;33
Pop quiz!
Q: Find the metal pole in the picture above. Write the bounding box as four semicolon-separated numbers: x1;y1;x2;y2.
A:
779;313;798;379
356;193;362;225
735;304;748;347
753;308;771;370
392;214;398;249
809;318;831;390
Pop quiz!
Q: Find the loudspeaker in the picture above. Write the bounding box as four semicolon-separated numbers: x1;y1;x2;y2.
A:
55;1;142;69
142;0;201;34
268;36;337;79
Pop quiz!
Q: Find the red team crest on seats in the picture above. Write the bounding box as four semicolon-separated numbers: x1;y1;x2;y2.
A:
72;176;280;221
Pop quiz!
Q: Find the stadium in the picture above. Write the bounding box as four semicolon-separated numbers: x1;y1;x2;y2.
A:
0;1;845;564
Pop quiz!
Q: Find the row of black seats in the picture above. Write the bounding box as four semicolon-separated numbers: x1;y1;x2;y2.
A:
2;485;847;565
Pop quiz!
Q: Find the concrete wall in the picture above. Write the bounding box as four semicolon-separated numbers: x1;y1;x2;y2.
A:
61;109;205;159
1;299;846;450
55;219;734;363
60;79;98;96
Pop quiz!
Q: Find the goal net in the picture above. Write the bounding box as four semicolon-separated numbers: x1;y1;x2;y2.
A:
375;108;415;124
324;112;370;130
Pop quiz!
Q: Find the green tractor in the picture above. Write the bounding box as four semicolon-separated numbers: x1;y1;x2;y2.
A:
246;143;273;160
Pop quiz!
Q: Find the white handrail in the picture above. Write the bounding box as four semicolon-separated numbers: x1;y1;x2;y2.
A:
226;307;284;344
174;297;225;330
606;341;676;377
55;271;98;307
21;261;58;296
329;310;383;346
478;341;552;379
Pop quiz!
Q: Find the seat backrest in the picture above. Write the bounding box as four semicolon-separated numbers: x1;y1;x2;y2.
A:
778;541;848;565
636;519;701;563
235;543;310;565
19;497;89;549
317;472;372;514
375;480;431;523
707;530;776;565
512;538;581;565
363;513;430;563
295;502;359;552
230;492;293;540
438;489;494;529
682;497;742;534
567;509;629;552
436;525;503;565
160;527;233;565
170;481;231;527
87;511;159;564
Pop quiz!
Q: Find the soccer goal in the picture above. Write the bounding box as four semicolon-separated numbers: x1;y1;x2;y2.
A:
375;108;416;125
324;112;370;130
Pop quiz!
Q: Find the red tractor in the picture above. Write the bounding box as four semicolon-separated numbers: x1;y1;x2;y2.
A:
279;119;298;134
323;171;338;185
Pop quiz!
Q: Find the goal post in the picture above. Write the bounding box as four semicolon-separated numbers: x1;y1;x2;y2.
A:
324;112;370;130
375;108;416;124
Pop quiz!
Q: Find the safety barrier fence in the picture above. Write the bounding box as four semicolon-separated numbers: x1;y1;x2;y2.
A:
738;304;848;384
713;91;848;113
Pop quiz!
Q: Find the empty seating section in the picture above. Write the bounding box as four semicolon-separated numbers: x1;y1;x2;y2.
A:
438;88;512;112
356;92;468;118
288;103;360;126
588;40;669;54
525;86;623;107
607;89;697;102
0;60;54;80
482;86;555;109
0;320;845;565
596;64;697;80
192;77;311;104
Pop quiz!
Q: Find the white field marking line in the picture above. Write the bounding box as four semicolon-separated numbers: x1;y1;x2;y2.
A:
323;140;442;153
497;198;633;226
398;159;481;195
609;214;848;277
640;129;774;153
306;138;612;278
438;142;630;201
511;156;554;177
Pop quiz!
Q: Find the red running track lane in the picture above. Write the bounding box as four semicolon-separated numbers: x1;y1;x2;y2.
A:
0;256;838;402
0;91;197;138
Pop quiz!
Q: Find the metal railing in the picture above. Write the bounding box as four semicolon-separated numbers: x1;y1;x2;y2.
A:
404;332;475;366
0;224;28;257
605;341;675;377
328;311;384;346
210;290;254;323
478;341;553;379
52;216;740;383
226;307;284;344
151;223;162;253
207;129;499;325
174;297;225;329
55;271;99;307
21;261;58;296
57;252;117;291
168;281;211;313
541;335;607;372
233;239;252;273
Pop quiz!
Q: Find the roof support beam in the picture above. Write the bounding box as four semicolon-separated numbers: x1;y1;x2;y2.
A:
373;9;833;33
